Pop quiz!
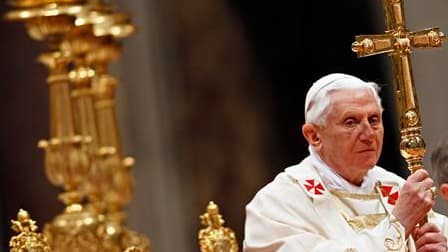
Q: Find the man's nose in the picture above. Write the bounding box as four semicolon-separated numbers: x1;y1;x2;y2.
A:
360;121;375;140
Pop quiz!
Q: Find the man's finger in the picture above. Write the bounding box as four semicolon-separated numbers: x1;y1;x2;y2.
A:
416;223;440;236
408;169;430;183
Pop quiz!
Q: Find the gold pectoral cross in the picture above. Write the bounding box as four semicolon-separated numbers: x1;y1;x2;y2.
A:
351;0;445;224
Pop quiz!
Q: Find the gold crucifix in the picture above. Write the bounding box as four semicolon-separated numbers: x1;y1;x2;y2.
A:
352;0;445;224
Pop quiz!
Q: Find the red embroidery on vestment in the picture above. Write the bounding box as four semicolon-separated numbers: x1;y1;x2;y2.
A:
380;185;399;205
304;179;325;195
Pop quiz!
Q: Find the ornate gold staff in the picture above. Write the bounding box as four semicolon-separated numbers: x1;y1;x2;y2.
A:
351;0;445;224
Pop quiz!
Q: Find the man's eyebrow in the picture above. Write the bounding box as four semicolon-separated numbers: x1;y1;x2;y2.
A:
368;111;382;116
340;110;362;117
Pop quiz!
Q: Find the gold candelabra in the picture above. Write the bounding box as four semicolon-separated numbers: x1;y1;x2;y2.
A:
5;1;150;251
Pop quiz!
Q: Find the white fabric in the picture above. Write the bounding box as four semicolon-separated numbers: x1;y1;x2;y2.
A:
243;157;448;252
309;146;376;194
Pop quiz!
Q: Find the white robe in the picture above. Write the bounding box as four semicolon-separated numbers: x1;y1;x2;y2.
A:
243;156;448;252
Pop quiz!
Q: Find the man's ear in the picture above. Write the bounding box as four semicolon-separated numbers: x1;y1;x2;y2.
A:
302;123;321;148
439;183;448;201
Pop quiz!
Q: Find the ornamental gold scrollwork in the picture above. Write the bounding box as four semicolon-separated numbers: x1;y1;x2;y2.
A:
199;201;239;252
9;209;52;252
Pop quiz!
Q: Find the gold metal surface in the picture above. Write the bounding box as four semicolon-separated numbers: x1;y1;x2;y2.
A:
4;3;87;44
37;51;91;204
74;2;136;39
199;201;239;252
8;0;84;8
9;209;52;252
352;0;445;224
6;0;150;251
5;4;85;21
43;203;103;252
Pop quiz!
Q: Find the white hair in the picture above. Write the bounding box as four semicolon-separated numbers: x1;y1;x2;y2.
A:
305;73;383;126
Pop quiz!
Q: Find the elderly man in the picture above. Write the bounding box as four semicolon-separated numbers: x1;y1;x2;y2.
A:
243;73;448;251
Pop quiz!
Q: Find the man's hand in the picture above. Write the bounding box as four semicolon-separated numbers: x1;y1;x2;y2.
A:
413;223;447;252
392;169;435;237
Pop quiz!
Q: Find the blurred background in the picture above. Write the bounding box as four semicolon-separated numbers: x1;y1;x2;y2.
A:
1;0;448;251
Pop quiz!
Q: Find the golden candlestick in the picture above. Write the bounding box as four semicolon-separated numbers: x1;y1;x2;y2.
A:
60;24;100;159
199;202;239;252
69;2;149;251
352;0;445;224
80;6;149;251
79;5;137;213
4;0;93;205
9;209;52;252
5;2;103;251
5;1;149;251
89;41;121;150
90;43;135;216
37;51;91;206
4;0;96;207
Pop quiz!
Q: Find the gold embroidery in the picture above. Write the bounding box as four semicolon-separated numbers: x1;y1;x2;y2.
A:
343;213;387;231
382;214;403;251
331;190;380;200
330;191;388;231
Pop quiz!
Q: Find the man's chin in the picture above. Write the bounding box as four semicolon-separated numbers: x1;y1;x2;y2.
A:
362;160;378;170
358;157;379;170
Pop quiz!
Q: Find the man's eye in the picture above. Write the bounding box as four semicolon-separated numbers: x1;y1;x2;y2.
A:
369;116;380;125
344;119;357;127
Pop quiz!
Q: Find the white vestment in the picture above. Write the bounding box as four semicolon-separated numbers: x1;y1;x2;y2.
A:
243;156;448;252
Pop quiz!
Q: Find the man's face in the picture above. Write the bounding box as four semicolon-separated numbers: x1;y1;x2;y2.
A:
315;89;384;184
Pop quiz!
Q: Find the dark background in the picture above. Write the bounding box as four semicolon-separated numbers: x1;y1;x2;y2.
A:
227;1;404;173
0;0;407;250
